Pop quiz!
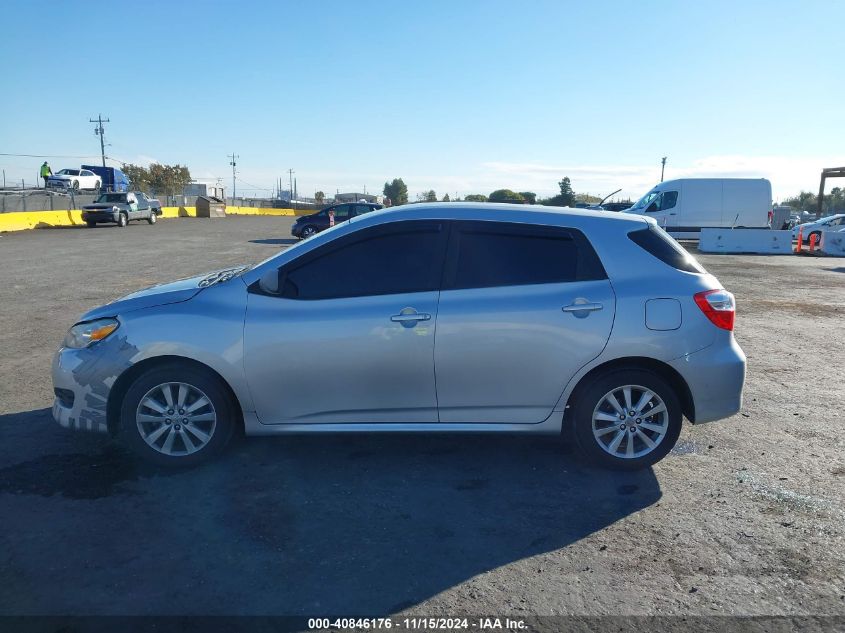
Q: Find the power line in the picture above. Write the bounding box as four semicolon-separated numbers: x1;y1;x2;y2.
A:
235;176;272;191
90;115;110;168
0;153;103;159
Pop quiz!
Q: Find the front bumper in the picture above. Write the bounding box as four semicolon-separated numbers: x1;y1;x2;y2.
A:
82;210;119;223
52;348;110;433
51;332;139;434
669;335;746;424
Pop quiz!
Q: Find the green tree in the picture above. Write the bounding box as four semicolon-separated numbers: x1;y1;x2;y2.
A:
383;178;408;206
488;189;525;204
519;191;537;204
557;177;575;207
425;189;437;202
442;193;451;202
121;164;151;192
147;163;192;196
315;191;325;204
463;193;488;202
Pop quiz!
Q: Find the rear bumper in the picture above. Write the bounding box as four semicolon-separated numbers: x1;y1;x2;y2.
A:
669;335;746;424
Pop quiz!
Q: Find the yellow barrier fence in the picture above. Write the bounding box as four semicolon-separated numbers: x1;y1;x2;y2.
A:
0;206;313;232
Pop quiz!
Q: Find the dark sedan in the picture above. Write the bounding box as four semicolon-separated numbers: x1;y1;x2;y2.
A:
292;202;383;238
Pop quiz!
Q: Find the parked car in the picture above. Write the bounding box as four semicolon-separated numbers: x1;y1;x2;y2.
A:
137;192;162;217
80;165;130;193
81;191;158;228
46;168;101;192
600;202;633;212
792;213;845;243
291;202;383;238
625;178;771;238
52;203;745;470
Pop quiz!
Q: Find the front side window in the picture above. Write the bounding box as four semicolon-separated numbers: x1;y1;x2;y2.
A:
81;170;93;176
331;205;352;221
447;223;603;290
659;191;678;210
280;222;445;300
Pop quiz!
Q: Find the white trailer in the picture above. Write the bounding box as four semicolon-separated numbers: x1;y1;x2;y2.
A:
624;178;772;239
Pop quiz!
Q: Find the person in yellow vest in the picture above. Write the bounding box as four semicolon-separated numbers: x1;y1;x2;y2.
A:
40;161;52;188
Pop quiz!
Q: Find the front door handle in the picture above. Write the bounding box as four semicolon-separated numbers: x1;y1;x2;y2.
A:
391;308;431;326
562;302;603;313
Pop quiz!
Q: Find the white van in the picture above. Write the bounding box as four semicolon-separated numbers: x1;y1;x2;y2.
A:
625;178;772;239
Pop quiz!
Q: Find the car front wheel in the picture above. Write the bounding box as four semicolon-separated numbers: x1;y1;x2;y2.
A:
117;212;128;227
571;368;682;470
147;212;157;225
119;363;237;466
301;225;317;238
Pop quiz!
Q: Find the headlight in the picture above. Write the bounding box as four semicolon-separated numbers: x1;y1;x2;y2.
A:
63;318;119;349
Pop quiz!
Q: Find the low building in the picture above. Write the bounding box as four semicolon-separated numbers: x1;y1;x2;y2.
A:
335;192;383;204
184;182;226;199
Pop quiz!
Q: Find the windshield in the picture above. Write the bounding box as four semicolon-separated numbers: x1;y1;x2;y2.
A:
57;169;79;176
95;194;127;203
630;190;659;211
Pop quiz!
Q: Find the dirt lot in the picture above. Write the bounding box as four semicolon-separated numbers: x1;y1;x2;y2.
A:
0;216;843;618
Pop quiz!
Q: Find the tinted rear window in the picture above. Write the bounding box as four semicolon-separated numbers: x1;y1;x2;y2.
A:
448;223;605;289
628;226;706;274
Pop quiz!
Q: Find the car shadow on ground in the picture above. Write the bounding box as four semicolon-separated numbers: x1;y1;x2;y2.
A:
249;238;299;245
0;408;661;615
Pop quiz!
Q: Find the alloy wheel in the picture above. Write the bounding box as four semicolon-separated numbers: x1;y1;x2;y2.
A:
591;384;669;459
135;382;217;456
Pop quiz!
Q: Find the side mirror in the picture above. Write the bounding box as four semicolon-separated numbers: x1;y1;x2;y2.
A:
259;269;280;294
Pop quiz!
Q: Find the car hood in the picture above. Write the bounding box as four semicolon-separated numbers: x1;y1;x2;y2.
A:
83;203;120;210
49;174;72;180
79;266;250;320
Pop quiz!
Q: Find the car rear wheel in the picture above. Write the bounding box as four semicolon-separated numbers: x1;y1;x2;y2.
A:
147;212;157;225
571;368;682;470
301;225;317;238
119;363;237;466
117;212;128;228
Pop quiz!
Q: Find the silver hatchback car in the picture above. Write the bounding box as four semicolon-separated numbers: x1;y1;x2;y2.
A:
52;204;745;469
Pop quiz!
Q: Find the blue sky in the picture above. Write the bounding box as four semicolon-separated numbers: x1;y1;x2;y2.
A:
2;0;843;201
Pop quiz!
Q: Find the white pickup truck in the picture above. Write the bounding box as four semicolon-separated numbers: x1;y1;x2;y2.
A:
81;192;161;228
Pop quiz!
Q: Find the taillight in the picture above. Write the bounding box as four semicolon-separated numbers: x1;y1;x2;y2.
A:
694;289;735;331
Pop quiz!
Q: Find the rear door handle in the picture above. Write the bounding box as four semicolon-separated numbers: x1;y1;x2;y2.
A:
562;302;603;313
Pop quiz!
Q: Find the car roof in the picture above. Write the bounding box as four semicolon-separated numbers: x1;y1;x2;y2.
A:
359;202;651;229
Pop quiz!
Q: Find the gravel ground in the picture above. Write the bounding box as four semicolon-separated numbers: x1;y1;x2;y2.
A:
0;216;843;618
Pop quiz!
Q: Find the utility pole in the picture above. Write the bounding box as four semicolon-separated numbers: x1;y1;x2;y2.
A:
90;114;110;167
288;169;295;208
228;153;238;203
660;156;667;182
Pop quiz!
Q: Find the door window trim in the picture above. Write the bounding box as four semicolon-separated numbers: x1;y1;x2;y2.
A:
250;219;450;300
441;220;606;291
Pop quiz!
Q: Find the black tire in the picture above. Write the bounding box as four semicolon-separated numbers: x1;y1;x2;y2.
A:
117;212;128;228
147;212;157;225
85;220;96;228
301;225;317;238
119;362;237;467
808;231;821;245
570;368;682;470
94;181;101;194
72;180;79;192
